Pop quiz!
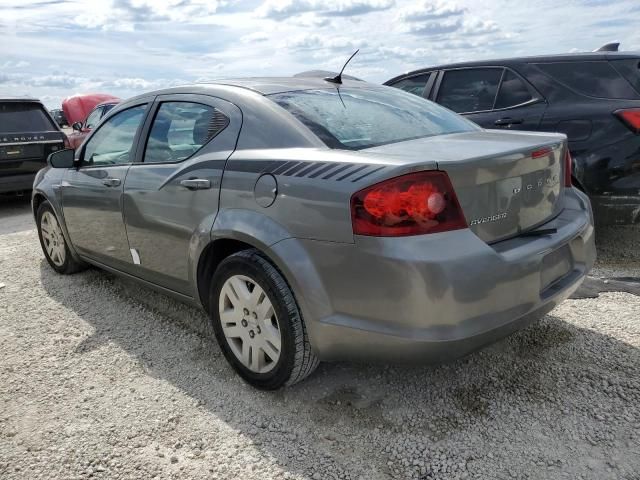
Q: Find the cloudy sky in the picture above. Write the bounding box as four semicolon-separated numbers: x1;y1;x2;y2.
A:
1;0;638;108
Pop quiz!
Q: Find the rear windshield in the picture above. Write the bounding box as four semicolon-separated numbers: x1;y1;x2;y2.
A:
270;87;478;150
535;61;640;99
0;102;56;133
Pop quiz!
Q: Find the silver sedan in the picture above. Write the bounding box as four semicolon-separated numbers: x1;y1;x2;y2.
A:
33;76;595;389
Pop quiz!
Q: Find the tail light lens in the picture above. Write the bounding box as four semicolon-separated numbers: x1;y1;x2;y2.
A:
351;171;467;236
564;149;572;187
615;108;640;134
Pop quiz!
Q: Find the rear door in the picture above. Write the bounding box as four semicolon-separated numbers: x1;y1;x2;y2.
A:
61;102;150;268
432;67;546;131
122;94;241;295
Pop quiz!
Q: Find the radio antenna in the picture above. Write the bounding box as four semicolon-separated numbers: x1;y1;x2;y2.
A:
325;49;359;84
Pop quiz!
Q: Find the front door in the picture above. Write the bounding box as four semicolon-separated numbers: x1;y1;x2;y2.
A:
123;94;241;295
61;103;149;268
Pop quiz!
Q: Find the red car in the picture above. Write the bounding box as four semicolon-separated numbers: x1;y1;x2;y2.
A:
62;94;120;149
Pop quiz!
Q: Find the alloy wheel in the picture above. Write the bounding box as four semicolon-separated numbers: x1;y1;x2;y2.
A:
40;211;66;267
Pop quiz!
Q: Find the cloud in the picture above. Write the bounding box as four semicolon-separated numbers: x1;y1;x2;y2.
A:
461;19;499;36
257;0;394;20
396;1;465;22
256;0;316;20
319;0;395;17
0;71;186;93
402;15;500;38
406;19;462;36
286;34;366;52
241;31;270;43
1;60;31;69
71;0;234;30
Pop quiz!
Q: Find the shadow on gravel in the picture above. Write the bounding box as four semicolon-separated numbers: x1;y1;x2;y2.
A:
571;276;640;299
0;195;32;235
38;259;640;479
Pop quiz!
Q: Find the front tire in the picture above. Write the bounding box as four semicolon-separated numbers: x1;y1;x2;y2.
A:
209;249;319;389
36;201;86;274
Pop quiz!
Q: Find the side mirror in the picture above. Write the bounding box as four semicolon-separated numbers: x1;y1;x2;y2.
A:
72;121;83;132
48;148;76;168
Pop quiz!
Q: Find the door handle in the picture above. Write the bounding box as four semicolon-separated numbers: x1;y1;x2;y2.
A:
102;177;121;187
494;117;524;126
180;178;211;190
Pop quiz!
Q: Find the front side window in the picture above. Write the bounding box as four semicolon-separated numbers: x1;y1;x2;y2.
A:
270;87;477;150
495;71;534;109
82;104;147;167
84;107;103;130
143;102;228;163
391;74;431;96
437;68;503;113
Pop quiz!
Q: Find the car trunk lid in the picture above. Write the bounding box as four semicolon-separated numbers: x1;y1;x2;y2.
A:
362;130;566;243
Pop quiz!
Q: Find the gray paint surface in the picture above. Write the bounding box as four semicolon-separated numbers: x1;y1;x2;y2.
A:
32;78;596;362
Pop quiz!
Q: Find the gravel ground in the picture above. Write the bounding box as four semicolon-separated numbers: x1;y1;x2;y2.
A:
1;197;639;480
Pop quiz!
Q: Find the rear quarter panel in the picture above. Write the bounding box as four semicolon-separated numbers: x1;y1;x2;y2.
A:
217;148;399;244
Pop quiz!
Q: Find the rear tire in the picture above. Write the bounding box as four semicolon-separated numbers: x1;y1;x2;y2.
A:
209;249;319;389
36;201;86;274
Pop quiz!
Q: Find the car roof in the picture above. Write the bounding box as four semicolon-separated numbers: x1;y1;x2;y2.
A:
121;75;384;107
386;50;640;83
201;76;373;95
95;100;120;107
0;96;43;103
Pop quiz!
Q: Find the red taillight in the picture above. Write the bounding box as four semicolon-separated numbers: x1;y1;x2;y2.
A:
531;146;552;159
351;171;467;236
615;108;640;134
564;149;572;187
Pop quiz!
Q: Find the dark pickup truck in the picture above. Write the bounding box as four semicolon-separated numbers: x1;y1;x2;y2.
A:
0;98;67;194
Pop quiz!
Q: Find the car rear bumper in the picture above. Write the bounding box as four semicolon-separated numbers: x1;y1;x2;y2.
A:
269;189;596;362
0;173;36;194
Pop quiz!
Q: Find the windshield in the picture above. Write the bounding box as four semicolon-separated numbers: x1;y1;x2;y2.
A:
0;102;56;133
270;87;478;150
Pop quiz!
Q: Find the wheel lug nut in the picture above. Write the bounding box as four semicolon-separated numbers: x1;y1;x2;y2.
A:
252;312;257;319
256;326;261;334
241;319;248;327
249;330;255;338
243;308;249;315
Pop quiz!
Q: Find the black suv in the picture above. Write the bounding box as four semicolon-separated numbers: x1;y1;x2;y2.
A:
385;49;640;224
0;98;67;194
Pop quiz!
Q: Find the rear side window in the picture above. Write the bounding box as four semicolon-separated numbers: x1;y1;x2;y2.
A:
0;102;56;133
143;102;229;163
535;61;640;99
495;71;534;109
610;59;640;95
391;74;430;96
270;87;478;150
437;68;503;113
